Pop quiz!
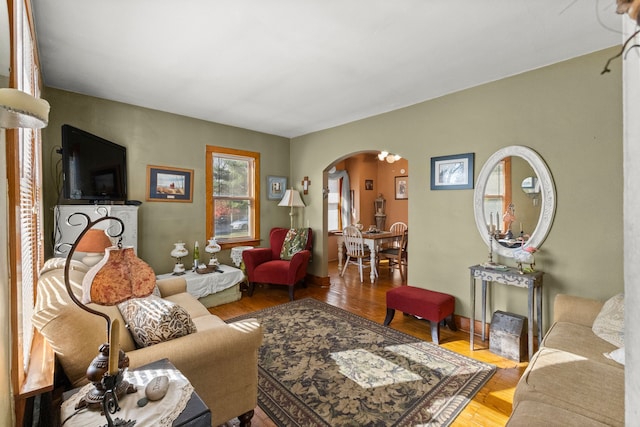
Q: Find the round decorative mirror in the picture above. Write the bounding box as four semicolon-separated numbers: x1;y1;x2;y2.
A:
473;146;556;258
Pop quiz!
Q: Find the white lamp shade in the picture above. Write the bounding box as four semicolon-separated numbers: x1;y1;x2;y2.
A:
278;189;305;207
0;88;50;129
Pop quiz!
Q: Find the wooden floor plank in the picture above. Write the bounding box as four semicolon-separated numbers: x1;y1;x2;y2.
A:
211;261;525;427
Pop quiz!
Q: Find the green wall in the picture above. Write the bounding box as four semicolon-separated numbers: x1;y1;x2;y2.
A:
41;89;290;273
41;47;623;329
291;47;623;325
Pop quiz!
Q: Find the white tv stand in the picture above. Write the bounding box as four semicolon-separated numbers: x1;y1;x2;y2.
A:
53;204;139;258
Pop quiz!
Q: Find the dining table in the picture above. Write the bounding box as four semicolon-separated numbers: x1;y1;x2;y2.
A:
335;230;404;283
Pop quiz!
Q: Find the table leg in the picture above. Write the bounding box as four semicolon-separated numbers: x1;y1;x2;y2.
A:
337;238;344;269
481;280;487;342
536;283;543;351
470;275;475;351
528;284;534;361
368;241;377;283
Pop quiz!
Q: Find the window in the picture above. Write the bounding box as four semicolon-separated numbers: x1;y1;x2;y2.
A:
7;0;46;412
483;158;511;231
327;169;351;231
206;146;260;246
327;177;341;231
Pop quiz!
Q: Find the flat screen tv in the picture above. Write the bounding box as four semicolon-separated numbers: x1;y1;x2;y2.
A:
61;124;127;203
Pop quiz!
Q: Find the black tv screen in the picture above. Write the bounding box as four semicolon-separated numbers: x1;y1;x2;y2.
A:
61;125;127;202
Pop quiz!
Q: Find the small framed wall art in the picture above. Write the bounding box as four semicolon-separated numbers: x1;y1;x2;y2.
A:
395;176;408;200
267;176;287;200
365;179;374;190
146;165;194;202
430;153;474;190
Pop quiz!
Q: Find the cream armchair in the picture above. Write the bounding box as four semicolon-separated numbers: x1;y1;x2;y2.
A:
33;258;262;426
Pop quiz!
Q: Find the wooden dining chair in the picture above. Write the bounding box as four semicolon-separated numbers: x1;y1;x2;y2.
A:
340;225;377;283
389;221;408;235
377;229;408;281
380;221;408;251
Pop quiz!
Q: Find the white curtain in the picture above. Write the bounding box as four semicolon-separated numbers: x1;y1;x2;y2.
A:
328;170;351;229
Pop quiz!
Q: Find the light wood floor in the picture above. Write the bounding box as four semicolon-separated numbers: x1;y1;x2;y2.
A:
210;261;528;427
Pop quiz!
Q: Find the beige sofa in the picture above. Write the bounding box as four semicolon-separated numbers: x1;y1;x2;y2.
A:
507;294;624;426
33;258;263;426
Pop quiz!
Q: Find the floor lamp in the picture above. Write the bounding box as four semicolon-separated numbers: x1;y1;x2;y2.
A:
64;213;156;426
278;188;305;229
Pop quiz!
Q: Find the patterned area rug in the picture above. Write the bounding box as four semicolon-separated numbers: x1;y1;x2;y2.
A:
228;298;495;426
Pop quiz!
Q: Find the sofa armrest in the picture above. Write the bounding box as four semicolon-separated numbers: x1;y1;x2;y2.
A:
553;294;604;327
126;319;263;425
156;276;187;297
126;318;262;369
288;249;311;281
243;248;273;280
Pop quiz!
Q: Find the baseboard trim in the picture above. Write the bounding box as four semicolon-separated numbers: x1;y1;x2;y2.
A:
305;274;331;287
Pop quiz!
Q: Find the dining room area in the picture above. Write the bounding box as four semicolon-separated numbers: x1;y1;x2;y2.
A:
327;151;409;283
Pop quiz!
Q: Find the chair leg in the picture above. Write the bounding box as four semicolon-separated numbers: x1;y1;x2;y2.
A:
288;285;295;301
445;314;457;331
340;256;351;277
248;282;255;297
430;320;441;345
383;308;395;326
238;409;254;427
358;259;364;283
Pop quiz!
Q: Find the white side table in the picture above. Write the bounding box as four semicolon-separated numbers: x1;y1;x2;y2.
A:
230;246;254;268
157;265;245;299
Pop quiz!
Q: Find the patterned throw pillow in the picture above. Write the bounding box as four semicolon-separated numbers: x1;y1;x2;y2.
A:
280;228;309;260
592;293;624;348
118;295;197;348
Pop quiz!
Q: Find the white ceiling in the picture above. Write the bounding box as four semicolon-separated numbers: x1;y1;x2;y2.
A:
30;1;622;138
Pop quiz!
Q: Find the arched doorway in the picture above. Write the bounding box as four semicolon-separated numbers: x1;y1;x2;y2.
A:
324;151;408;273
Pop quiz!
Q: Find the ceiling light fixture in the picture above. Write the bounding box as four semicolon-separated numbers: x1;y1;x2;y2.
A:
378;151;402;163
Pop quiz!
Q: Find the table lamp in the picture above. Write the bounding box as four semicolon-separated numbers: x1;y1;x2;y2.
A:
278;188;305;229
76;228;112;266
170;242;189;274
64;213;156;426
205;237;221;266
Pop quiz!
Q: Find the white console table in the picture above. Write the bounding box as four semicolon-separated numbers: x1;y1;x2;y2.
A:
469;264;544;361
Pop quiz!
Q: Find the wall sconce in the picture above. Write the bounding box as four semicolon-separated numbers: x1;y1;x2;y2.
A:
377;151;402;163
521;176;541;206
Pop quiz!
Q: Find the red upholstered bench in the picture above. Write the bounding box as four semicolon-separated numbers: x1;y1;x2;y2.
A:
384;286;457;345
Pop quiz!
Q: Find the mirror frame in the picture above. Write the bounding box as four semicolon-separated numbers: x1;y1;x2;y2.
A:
473;145;556;258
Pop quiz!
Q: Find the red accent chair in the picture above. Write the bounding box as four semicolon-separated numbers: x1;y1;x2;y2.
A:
242;227;313;301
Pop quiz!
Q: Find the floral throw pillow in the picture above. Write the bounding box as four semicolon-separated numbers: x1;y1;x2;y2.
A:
280;228;309;260
118;295;196;348
592;293;624;348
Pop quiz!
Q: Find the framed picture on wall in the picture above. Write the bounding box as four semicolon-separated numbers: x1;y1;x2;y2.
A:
267;176;287;200
395;176;408;200
146;165;194;202
365;179;374;190
430;153;474;190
